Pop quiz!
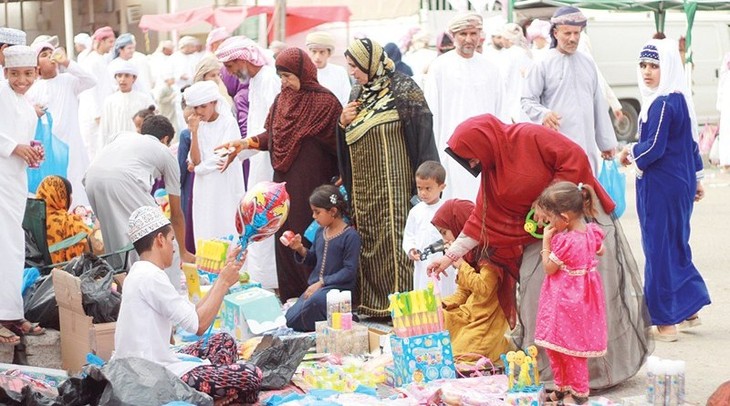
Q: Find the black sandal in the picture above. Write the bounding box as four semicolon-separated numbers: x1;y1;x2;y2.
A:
546;390;565;405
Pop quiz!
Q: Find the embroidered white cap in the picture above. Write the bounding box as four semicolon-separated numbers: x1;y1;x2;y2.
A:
128;206;170;243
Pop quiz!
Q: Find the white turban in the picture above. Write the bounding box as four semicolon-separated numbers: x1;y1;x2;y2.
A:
178;36;199;49
448;13;483;36
183;80;220;107
305;31;335;51
526;19;551;41
110;59;138;76
74;33;92;48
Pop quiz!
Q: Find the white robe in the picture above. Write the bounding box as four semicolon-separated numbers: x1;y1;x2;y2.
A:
425;51;507;202
191;111;244;242
717;54;730;166
148;51;172;90
402;200;456;296
99;90;155;150
0;83;37;319
402;48;438;89
244;65;281;289
27;61;96;208
502;46;534;123
521;49;617;174
317;63;352;106
79;51;114;160
170;51;203;89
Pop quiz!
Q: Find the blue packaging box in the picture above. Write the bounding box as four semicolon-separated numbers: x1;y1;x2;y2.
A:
389;331;456;387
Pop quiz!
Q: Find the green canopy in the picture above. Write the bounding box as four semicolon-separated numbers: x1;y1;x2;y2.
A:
512;0;730;65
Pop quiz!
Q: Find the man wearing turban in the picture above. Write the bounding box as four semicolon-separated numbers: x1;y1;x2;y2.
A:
215;36;281;290
424;12;507;202
305;31;351;106
521;6;617;174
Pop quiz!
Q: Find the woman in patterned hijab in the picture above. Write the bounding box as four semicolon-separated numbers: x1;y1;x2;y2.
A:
337;38;438;317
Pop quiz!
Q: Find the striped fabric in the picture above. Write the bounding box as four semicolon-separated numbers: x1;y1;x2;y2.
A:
350;120;413;317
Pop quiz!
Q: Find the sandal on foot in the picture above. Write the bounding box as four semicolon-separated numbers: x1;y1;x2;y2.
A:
0;326;20;345
20;320;45;336
653;326;678;342
546;390;565;405
573;395;589;405
679;316;701;330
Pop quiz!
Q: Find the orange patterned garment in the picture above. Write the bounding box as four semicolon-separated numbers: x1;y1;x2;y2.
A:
36;176;91;263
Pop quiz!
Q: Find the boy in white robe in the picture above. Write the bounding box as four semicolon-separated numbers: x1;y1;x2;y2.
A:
183;80;244;243
99;60;155;150
402;161;456;296
0;45;45;344
305;31;351;106
28;42;96;207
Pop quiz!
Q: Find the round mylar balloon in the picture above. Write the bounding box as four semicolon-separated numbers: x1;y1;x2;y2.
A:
235;181;290;251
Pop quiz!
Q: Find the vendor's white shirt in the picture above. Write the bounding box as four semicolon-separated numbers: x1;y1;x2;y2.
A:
317;63;351;106
113;260;203;377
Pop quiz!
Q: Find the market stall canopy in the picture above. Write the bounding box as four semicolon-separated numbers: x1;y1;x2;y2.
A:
286;0;418;21
138;5;351;40
513;0;730;32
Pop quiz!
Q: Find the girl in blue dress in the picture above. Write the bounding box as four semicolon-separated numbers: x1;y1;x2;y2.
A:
618;39;710;342
284;185;361;331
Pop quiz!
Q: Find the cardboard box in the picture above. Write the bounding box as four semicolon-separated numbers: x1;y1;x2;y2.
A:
389;331;456;387
315;322;369;355
504;386;546;405
368;327;390;354
52;269;116;373
221;287;286;341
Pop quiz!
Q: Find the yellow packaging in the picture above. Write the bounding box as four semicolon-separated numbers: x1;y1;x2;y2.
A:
182;263;202;303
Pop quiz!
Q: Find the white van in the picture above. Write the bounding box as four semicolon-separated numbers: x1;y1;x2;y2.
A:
585;12;730;141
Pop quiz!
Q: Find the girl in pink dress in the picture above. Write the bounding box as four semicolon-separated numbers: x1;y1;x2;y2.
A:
534;181;607;405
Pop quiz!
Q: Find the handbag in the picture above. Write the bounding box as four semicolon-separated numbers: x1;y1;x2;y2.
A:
27;112;69;193
598;160;626;218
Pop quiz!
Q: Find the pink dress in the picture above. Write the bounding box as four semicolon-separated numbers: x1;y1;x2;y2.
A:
534;223;607;357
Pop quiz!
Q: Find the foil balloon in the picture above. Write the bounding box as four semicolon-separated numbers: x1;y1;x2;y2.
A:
235;181;290;256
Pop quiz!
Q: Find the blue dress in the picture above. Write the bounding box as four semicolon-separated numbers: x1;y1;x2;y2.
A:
177;128;196;254
285;226;361;332
633;92;710;325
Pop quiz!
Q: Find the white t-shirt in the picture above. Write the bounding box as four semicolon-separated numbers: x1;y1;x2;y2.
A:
113;260;203;377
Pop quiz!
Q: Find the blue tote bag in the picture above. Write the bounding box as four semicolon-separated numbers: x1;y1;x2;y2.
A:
27;112;69;193
598;160;626;218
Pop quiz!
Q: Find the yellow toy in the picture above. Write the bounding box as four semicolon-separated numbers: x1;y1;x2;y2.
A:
505;351;516;389
527;345;540;384
521;356;534;387
413;369;424;384
513;351;530;388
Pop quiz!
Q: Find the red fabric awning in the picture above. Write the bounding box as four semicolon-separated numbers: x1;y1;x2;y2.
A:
139;6;351;40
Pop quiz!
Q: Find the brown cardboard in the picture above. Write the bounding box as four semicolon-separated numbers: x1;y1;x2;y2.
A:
52;268;116;373
368;327;390;354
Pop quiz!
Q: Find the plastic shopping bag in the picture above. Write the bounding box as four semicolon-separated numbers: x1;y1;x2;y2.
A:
27;112;69;193
598;160;627;218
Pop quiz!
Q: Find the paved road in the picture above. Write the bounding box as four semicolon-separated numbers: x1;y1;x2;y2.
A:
603;167;730;404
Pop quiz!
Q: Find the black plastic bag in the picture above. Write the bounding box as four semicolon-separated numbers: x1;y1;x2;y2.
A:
66;254;121;323
0;364;109;406
99;358;213;406
23;274;60;330
248;334;315;390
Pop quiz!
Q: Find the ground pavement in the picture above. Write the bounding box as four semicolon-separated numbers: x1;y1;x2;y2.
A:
603;166;730;404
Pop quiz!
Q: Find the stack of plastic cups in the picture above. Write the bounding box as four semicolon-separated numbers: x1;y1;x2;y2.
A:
340;291;353;330
646;356;659;404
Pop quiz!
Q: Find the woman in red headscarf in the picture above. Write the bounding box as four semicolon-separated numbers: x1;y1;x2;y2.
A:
219;47;342;301
427;114;651;391
432;199;510;365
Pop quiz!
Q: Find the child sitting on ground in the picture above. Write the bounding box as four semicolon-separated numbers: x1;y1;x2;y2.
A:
284;185;361;332
534;181;607;405
402;160;456;296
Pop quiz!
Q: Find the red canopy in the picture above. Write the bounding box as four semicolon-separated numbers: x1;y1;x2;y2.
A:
139;5;351;41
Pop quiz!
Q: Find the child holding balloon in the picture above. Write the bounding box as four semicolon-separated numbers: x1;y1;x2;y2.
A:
282;185;361;332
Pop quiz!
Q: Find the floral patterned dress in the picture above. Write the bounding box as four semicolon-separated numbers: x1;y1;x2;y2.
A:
535;223;607;357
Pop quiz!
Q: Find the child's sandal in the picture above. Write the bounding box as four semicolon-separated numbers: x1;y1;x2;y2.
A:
546;390;565;405
573;395;589;405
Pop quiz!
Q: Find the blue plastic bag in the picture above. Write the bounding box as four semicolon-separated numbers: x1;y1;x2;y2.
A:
27;112;69;193
598;159;626;218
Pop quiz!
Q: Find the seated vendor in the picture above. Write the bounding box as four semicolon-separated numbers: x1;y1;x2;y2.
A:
113;206;261;403
284;185;361;332
433;199;511;365
36;175;103;262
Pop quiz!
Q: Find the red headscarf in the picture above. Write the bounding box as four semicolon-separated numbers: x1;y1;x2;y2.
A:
431;199;478;267
432;198;517;329
264;47;342;172
447;114;615;328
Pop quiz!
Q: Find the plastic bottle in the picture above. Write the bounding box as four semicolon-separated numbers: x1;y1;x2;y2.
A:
340;290;352;313
673;360;686;405
654;359;668;406
646;356;658;404
326;289;341;327
665;360;678;406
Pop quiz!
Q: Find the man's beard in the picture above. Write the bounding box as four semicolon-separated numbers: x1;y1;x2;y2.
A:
236;69;249;82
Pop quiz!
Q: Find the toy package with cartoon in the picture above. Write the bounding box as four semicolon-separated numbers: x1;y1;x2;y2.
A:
502;346;545;405
389;331;456;387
